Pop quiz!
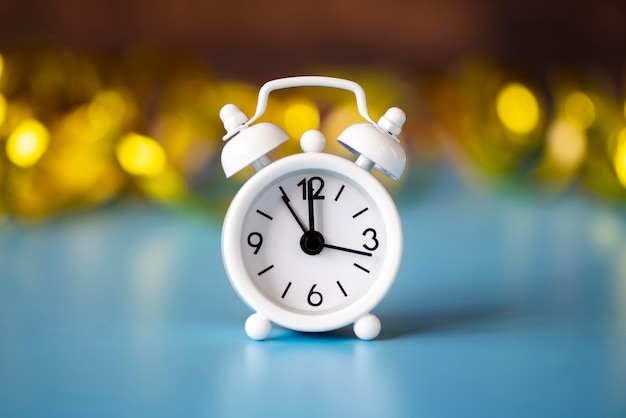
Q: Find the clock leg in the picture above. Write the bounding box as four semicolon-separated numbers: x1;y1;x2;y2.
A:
245;313;272;340
353;314;381;340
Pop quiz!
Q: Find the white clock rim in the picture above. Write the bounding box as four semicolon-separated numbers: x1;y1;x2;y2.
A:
222;152;403;333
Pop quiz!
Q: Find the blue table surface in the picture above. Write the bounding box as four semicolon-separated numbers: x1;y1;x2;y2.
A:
1;168;625;418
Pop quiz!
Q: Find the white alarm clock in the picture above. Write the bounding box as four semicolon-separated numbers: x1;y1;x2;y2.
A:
220;76;406;340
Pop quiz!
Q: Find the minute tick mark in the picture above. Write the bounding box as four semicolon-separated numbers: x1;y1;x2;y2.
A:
258;264;275;276
334;185;345;201
352;207;369;218
337;281;348;297
256;209;273;220
281;281;292;298
353;263;370;273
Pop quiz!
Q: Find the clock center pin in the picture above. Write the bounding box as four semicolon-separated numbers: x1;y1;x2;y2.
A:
300;231;325;255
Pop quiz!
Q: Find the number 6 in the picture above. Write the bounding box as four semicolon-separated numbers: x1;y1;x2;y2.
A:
307;284;323;306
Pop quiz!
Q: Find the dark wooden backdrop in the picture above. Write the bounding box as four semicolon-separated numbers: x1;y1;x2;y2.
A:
0;0;623;80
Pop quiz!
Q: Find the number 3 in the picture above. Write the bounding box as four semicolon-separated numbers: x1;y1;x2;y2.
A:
362;228;379;251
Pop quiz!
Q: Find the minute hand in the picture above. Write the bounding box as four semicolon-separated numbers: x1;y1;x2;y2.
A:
307;177;324;232
322;243;372;257
279;186;307;233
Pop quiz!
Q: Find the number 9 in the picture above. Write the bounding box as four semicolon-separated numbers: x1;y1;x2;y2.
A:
247;232;263;254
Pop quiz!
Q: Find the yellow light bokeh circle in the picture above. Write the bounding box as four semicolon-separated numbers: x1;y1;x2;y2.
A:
0;94;6;128
88;90;128;138
283;99;320;140
138;166;186;201
6;119;50;168
564;92;595;130
115;133;167;177
496;83;540;134
547;119;587;170
613;127;626;187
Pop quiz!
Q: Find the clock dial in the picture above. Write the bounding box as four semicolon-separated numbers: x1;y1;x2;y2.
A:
239;169;387;314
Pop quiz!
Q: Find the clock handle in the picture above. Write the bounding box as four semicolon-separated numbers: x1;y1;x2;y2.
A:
246;76;376;126
220;75;407;180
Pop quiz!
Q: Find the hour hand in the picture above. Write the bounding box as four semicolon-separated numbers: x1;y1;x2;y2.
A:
307;183;316;232
279;186;307;233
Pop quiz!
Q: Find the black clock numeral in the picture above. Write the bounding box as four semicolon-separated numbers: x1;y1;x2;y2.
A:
307;284;323;307
297;177;325;200
247;232;263;254
336;281;348;297
362;228;379;251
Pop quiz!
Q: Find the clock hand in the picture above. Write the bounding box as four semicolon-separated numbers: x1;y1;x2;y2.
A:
279;186;307;233
321;243;372;257
306;177;325;232
307;178;316;232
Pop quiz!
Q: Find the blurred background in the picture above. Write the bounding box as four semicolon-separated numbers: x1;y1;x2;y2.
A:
1;3;626;416
0;0;624;219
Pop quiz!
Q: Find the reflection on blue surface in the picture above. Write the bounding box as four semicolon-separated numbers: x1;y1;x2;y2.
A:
215;340;403;418
1;167;625;417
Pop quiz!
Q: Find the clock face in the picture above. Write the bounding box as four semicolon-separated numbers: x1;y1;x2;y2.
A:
222;152;402;331
239;168;387;314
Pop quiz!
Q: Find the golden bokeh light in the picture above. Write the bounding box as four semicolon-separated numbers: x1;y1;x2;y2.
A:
546;119;587;170
496;83;540;134
1;45;626;217
138;166;186;201
564;92;595;130
613;128;626;187
156;115;217;178
116;133;167;177
6;119;50;168
214;81;258;118
283;99;320;140
49;143;122;199
0;94;6;128
88;90;128;138
320;104;363;158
